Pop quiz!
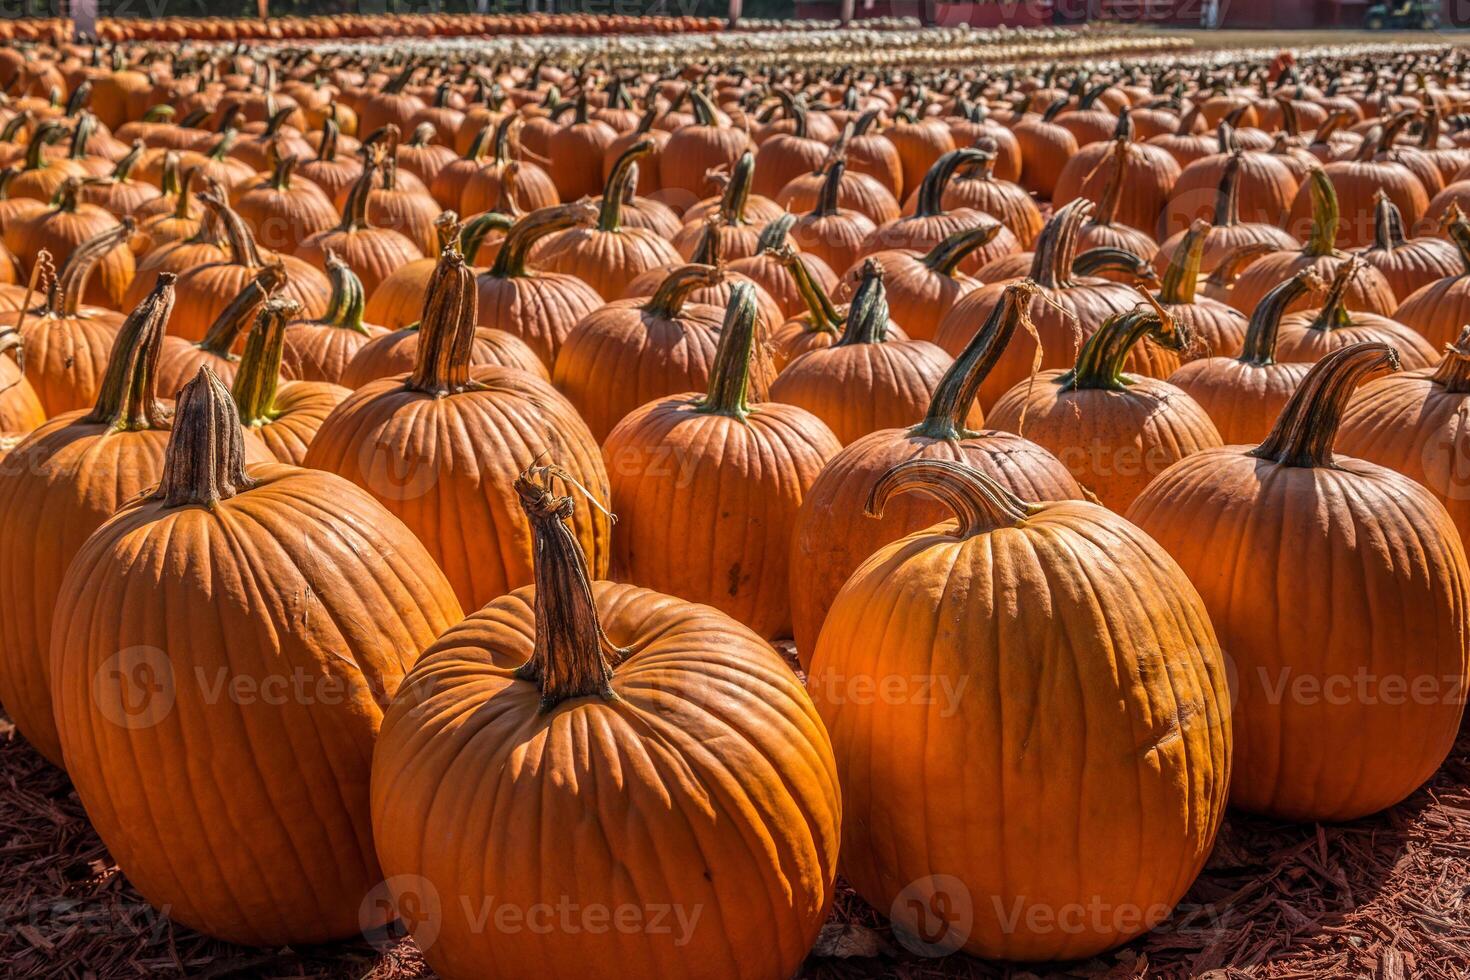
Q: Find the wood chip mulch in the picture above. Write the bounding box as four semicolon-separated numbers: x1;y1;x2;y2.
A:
2;709;1466;980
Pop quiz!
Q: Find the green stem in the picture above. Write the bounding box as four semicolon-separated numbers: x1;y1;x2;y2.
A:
199;182;265;269
23;120;66;172
694;282;759;418
82;272;175;431
1238;269;1320;365
320;252;368;334
1158;220;1208;304
812;157;845;218
231;296;299;426
1307;257;1359;333
489;203;595;279
198;264;285;358
644;263;719;319
719;151;756;226
597;139;651;232
1059;299;1186;392
1251;342;1401;468
1304;168;1340;257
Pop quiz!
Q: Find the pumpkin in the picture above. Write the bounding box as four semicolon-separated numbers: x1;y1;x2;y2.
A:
774;127;901;227
946;101;1021;181
233;149;339;254
844;108;904;198
659;87;752;206
554;262;764;441
1152;219;1249;361
474;203;603;369
227;106;315;174
935;199;1145;410
132;159;206;257
768;243;863;369
297;117;365;203
1357;190;1460;302
230;296;350;463
604;284;840;638
601;103;668;198
788;159;877;281
0;276;191;765
306;242;610;611
1228;169;1396;317
671;150;764;260
1069;132;1162;258
354;151;443;257
885;110;957;201
8;120;85;203
459;115;559;217
1127;343;1469;821
1393;203;1470;350
1054;109;1180;239
939;139;1044;248
396;121;458;188
1163;125;1299;239
835;221;999;342
788;281;1084;661
78;139;160;219
876;148;1019;274
1276;255;1438;367
360;209;467;331
619;224;785;341
752;93;830;200
158;182;331;341
1337;325;1470;543
8;176;135;309
430;121;492;209
156;263;286;397
1154;150;1298;276
0;327;44;436
296;155;424;302
1284;129;1429;249
371;465;839;980
1169;270;1320;444
537;140;680;301
770;260;968;445
725;212;838;321
280;253;389;384
810;457;1229;961
1012;99;1077;199
1055;82;1120;145
51;364;461;945
989;296;1223;511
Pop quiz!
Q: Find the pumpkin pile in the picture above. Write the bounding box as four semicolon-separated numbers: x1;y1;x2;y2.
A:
0;28;1466;979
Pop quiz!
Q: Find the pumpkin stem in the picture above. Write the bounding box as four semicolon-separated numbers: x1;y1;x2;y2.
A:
316;117;340;163
320;251;369;335
597;139;651;233
694;283;760;418
688;87;721;128
915;148;984;218
513;463;625;710
812;156;846;218
718;150;755;226
1072;246;1157;285
1093;132;1130;228
1442;203;1470;273
266;151;297;192
1060;290;1187;392
1252;342;1401;469
1304;168;1341;257
489;112;516;165
1030;199;1090;289
198;181;265;269
171;165;198;221
406;242;479;396
757;212;796;251
1369;190;1406;254
1431;326;1470;393
56;218;133;316
1157;219;1209;304
198;264;286;358
1238;270;1322;366
83;272;175;431
338;155;379;234
835;260;890;346
922;221;1002;277
1213;151;1244;228
912;279;1041;440
490;203;595;280
867;457;1037;537
110;139;145;183
231;296;299;427
462;123;491;164
152;366;258;509
644;263;719;319
773;245;842;336
1307;256;1362;333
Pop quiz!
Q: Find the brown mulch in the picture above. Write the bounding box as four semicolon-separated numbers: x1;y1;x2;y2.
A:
2;707;1466;980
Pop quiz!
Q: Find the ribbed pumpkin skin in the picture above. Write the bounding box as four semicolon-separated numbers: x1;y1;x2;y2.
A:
371;582;841;980
0;420;173;764
1337;370;1470;543
539;228;682;301
280;320;390;385
476;271;604;369
304;365;611;611
810;501;1230;961
1274;311;1439;369
0;356;43;434
168;258;332;343
1128;451;1470;820
988;372;1224;512
603;398;840;639
247;381;351;465
1395;275;1470;350
788;433;1084;664
3;309;123;415
1168;359;1313;445
1228;253;1396;318
51;464;463;945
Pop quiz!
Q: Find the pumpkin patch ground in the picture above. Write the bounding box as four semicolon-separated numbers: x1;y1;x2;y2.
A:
0;15;1469;980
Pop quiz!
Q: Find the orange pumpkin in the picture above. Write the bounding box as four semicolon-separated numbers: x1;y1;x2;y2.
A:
371;466;839;980
1128;343;1469;821
1393;203;1470;349
52;365;461;945
296;155;425;302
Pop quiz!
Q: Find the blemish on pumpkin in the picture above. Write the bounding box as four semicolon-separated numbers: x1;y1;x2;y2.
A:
727;563;743;596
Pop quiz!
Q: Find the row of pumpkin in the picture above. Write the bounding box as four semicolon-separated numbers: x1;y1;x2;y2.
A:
0;37;1464;978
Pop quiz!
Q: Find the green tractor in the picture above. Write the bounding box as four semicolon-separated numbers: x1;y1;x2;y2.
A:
1364;0;1442;30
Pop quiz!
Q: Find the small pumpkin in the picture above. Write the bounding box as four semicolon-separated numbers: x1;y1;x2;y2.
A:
231;296;350;463
233;148;339;254
1152;219;1249;361
725;212;838;321
1276;256;1438;368
278;252;389;384
1393;203;1470;349
297;154;425;302
1356;190;1460;302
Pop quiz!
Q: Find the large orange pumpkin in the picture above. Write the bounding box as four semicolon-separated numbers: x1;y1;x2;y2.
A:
305;242;610;612
1128;343;1470;821
51;365;462;945
371;465;840;980
604;284;840;639
810;457;1230;961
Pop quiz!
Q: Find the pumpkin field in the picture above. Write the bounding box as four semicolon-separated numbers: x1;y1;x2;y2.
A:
0;16;1466;980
